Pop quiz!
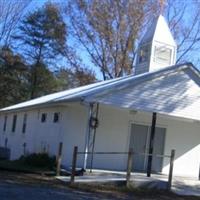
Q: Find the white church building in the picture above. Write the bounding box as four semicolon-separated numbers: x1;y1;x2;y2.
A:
0;15;200;179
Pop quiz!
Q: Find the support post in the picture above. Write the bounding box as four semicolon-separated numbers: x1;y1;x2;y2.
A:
70;146;78;184
168;149;175;190
147;112;157;177
126;148;133;187
199;163;200;180
56;142;63;176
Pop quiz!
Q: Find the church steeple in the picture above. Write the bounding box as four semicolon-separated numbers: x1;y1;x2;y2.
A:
135;15;177;75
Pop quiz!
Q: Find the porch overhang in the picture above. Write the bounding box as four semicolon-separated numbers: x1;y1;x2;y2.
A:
83;65;200;123
83;99;200;123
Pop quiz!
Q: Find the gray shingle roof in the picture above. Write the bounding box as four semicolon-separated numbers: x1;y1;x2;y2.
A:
1;62;200;121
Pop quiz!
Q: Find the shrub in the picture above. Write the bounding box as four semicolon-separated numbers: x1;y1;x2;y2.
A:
19;153;56;169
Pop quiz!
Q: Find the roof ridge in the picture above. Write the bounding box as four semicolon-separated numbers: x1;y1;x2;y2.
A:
56;63;189;102
51;75;132;102
82;63;189;101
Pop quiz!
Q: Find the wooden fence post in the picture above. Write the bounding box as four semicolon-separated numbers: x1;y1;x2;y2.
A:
168;149;175;191
126;148;133;187
56;142;63;176
70;146;78;184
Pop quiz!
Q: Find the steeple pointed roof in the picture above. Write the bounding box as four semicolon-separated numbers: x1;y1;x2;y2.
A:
140;15;176;46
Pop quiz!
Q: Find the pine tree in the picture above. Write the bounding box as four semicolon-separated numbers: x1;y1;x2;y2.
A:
13;3;67;98
0;47;29;108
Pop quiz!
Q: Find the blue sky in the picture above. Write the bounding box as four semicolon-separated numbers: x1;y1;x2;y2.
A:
26;0;102;78
25;0;200;79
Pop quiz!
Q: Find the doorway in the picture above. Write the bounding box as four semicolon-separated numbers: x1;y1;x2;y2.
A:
130;123;166;172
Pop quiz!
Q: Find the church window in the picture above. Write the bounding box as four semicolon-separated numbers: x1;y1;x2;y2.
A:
12;115;17;132
41;113;47;123
3;116;7;132
154;46;171;65
53;112;60;123
139;45;149;63
22;114;27;133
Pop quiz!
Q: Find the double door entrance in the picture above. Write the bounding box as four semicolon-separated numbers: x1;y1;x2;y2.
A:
130;123;166;173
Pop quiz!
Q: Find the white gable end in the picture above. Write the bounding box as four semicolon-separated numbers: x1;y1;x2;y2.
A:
86;65;200;121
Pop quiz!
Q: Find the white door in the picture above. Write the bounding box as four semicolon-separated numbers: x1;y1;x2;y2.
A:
130;124;166;172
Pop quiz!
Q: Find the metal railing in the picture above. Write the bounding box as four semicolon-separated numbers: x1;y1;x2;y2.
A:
65;146;175;191
55;143;175;190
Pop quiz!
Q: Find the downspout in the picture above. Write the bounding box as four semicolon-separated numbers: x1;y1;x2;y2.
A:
82;101;99;171
83;102;92;169
90;103;99;172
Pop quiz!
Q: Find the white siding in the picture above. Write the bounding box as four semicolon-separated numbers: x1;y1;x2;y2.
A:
90;104;200;178
0;111;37;159
61;103;87;168
92;105;130;170
0;102;199;178
0;107;67;160
87;68;200;121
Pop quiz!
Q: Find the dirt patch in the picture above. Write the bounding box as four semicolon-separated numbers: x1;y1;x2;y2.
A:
69;182;200;200
0;171;199;200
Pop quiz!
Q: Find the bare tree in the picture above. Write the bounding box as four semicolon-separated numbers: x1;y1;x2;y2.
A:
66;0;158;80
0;0;31;46
65;0;200;79
58;44;97;87
55;66;96;91
160;0;200;65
